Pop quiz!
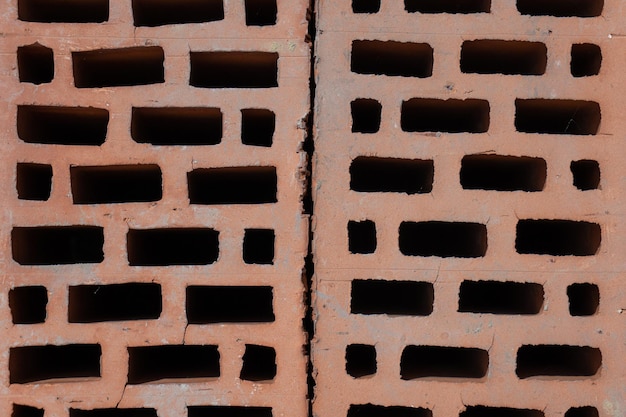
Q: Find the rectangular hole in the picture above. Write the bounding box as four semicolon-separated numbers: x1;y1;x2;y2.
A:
17;105;108;146
460;154;546;191
17;43;54;85
515;219;601;256
461;406;544;417
243;229;275;265
186;286;275;324
17;163;53;201
517;0;603;17
458;280;544;315
12;226;104;265
9;286;48;324
351;98;382;133
132;107;222;146
566;407;599;417
71;165;162;204
351;40;433;78
132;0;223;26
244;0;277;26
188;167;277;204
188;406;273;417
190;52;278;88
399;221;487;258
515;99;601;135
72;47;164;88
402;98;490;133
352;0;381;13
127;228;219;266
405;0;490;13
241;109;275;147
461;40;547;75
348;405;432;417
400;345;488;379
515;345;602;378
351;279;433;316
9;344;101;384
18;0;108;22
68;283;162;323
70;409;158;417
350;157;434;194
13;404;44;417
127;345;219;384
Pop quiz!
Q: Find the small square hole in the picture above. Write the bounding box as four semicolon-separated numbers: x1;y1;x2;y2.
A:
345;344;377;378
9;286;48;324
567;283;599;316
351;99;382;133
353;0;381;13
348;220;377;254
241;109;275;147
244;0;277;26
243;229;275;264
17;163;52;201
571;160;600;190
240;344;277;381
17;43;54;85
571;43;602;77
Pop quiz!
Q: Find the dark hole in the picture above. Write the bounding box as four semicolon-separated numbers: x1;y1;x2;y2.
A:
12;226;104;265
348;404;432;417
131;107;222;146
399;221;487;258
516;0;603;17
73;46;164;88
351;279;434;316
351;40;433;78
127;345;219;384
460;40;547;75
571;44;602;77
565;407;599;417
515;219;601;256
16;163;52;201
71;165;162;204
12;404;44;417
17;105;109;146
514;99;601;135
567;283;599;316
460;154;546;191
401;98;490;133
188;406;272;417
400;345;488;379
515;345;602;378
458;280;544;315
18;0;109;22
244;0;277;26
9;286;48;324
132;0;224;26
461;406;544;417
70;409;158;417
240;344;277;381
241;109;275;147
17;43;54;84
186;286;275;324
9;344;101;384
351;99;382;133
127;228;219;266
405;0;490;13
348;220;377;254
345;344;377;378
188;166;277;205
350;157;434;194
68;283;162;323
352;0;380;13
190;52;279;88
243;229;275;265
571;160;600;190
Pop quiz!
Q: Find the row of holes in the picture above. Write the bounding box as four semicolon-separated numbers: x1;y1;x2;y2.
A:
353;0;604;17
348;219;601;257
344;344;601;380
9;284;275;324
17;164;280;203
9;343;276;384
350;97;601;135
17;105;275;147
18;0;277;26
350;279;599;317
11;227;275;265
13;405;274;417
351;40;601;78
18;46;279;88
349;156;600;194
346;405;598;417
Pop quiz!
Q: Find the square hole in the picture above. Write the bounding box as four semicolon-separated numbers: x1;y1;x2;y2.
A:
571;44;602;77
567;283;599;316
348;220;377;254
351;99;382;133
345;344;377;378
17;163;52;201
9;286;48;324
244;0;277;26
353;0;381;13
571;160;600;190
17;43;54;84
241;109;275;147
240;344;276;381
243;229;275;264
